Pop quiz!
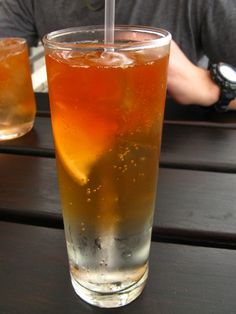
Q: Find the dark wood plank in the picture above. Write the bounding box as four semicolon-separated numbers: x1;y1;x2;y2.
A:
154;168;236;247
35;92;236;125
164;97;236;124
0;117;54;157
1;154;236;246
1;221;236;314
35;92;50;116
0;154;60;227
2;115;236;171
160;123;236;172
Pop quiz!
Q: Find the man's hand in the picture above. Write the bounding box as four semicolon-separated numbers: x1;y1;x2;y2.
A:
228;98;236;110
167;40;223;107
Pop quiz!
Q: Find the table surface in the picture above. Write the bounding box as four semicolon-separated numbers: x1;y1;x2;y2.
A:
1;93;236;314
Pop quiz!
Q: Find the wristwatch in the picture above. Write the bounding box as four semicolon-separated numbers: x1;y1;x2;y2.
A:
209;62;236;112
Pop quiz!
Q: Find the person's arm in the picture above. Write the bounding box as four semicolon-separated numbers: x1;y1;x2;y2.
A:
167;40;236;110
0;0;38;47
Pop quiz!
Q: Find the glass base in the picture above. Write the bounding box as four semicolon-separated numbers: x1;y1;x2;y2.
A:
71;266;148;308
0;120;34;141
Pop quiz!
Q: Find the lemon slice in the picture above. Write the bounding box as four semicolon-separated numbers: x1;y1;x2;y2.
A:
56;140;100;185
52;105;118;185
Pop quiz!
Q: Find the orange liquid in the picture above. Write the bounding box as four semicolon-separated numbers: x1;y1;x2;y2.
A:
0;38;36;140
46;48;169;292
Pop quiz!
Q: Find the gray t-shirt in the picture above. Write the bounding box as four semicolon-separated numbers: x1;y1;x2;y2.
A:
0;0;235;66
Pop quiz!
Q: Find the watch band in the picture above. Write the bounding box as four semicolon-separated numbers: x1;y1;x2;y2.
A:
210;63;236;112
214;89;235;112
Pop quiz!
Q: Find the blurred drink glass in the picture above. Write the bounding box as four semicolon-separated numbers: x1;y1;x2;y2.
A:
0;38;36;140
44;26;171;308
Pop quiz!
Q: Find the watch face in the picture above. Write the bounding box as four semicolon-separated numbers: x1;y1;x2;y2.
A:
219;63;236;83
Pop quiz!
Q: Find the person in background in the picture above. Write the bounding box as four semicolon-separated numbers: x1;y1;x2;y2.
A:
0;0;235;110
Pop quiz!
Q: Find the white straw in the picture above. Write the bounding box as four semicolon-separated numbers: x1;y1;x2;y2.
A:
104;0;115;44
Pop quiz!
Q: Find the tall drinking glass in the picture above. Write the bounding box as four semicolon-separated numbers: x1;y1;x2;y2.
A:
0;38;36;140
44;26;171;308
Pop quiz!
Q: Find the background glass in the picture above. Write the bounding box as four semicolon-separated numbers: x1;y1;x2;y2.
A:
44;26;171;308
0;38;36;140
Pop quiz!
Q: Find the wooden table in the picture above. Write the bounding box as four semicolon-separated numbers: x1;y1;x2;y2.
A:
1;93;236;314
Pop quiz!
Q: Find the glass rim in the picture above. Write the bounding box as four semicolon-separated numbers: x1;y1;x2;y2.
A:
43;25;172;51
0;37;26;50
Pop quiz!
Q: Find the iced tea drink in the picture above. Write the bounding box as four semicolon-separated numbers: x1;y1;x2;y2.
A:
44;26;171;308
0;38;36;140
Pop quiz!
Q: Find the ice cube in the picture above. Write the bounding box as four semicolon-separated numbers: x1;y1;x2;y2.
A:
98;51;133;68
50;48;134;68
